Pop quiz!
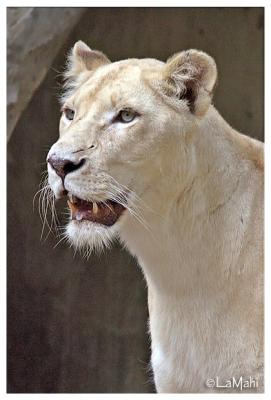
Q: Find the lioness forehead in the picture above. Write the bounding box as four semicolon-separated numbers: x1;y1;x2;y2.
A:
93;57;165;80
69;58;164;108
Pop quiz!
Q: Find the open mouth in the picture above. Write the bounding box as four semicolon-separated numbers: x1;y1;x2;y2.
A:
67;194;126;226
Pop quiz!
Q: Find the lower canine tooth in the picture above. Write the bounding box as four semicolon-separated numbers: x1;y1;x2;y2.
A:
93;202;98;215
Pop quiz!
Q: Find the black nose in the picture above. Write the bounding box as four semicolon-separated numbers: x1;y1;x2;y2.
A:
48;155;86;179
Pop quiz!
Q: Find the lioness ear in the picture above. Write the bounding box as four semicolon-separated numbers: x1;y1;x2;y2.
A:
65;40;111;79
163;49;217;116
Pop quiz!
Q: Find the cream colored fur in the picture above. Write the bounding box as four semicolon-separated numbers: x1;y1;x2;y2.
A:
47;41;264;392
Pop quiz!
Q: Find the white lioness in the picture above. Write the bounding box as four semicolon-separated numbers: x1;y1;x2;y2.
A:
47;41;264;392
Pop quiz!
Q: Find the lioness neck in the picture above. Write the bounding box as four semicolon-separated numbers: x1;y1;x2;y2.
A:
120;106;263;392
121;105;262;294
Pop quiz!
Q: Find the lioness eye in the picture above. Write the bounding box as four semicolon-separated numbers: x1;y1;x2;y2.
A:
118;109;136;123
63;108;75;121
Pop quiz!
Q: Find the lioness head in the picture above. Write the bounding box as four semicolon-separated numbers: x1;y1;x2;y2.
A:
47;41;217;253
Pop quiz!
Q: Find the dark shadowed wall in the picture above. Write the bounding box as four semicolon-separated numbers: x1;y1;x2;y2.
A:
7;7;264;393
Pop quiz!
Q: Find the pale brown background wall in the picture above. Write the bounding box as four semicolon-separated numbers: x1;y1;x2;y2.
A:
7;8;264;393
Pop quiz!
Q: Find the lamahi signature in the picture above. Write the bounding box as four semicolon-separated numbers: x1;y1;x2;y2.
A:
206;376;258;390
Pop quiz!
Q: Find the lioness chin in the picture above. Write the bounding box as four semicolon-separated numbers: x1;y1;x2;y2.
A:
47;41;263;393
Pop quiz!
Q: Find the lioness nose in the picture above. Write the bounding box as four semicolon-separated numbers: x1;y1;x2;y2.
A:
48;155;86;179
